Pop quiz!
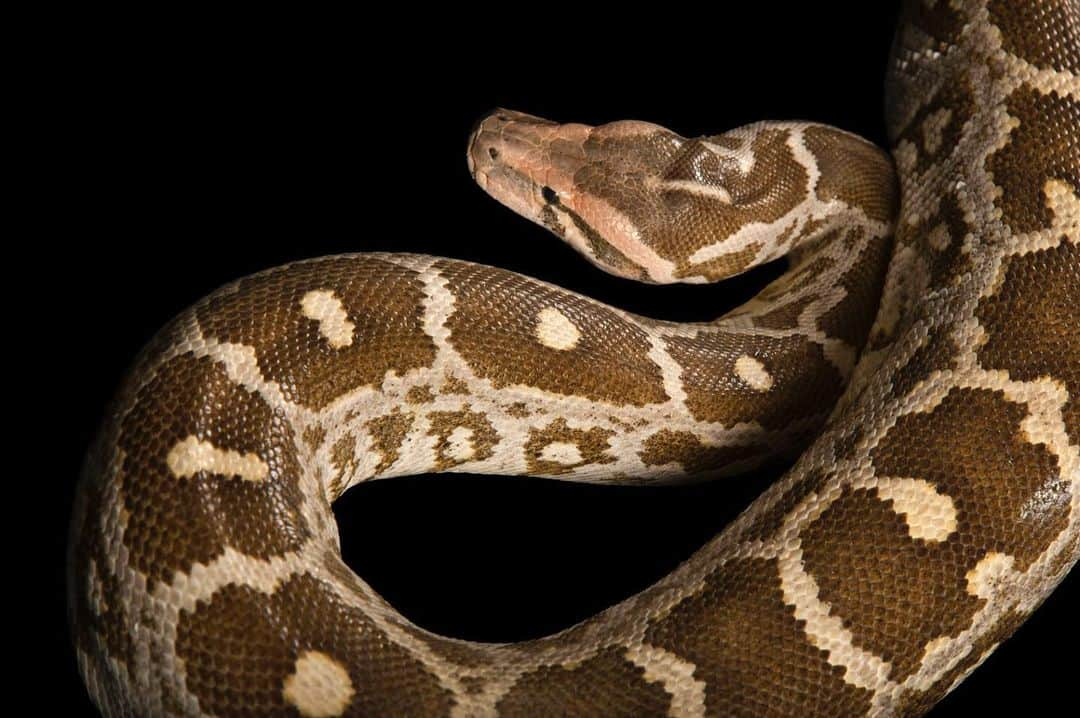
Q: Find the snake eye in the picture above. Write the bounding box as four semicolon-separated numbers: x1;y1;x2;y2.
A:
488;147;499;160
542;186;558;204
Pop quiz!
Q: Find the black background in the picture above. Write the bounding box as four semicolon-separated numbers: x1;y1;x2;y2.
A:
52;4;1076;715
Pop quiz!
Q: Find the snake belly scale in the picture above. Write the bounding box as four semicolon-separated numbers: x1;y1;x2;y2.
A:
69;1;1078;716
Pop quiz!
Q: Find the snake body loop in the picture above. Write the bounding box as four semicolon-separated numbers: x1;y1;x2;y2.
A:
70;2;1079;716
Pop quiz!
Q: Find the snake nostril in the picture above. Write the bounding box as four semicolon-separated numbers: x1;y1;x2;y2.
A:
542;186;558;204
488;147;499;161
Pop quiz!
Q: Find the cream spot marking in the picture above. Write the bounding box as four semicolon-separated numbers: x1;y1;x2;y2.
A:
656;177;732;204
918;635;954;667
908;634;959;691
166;435;268;482
300;289;355;349
874;478;957;542
535;306;581;350
921;107;952;155
965;552;1020;601
540;441;583;465
282;650;355;717
1043;178;1079;238
734;354;773;392
446;426;476;462
894;139;918;179
625;644;707;718
927;222;951;251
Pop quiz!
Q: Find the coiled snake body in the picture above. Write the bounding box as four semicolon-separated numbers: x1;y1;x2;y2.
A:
70;2;1078;716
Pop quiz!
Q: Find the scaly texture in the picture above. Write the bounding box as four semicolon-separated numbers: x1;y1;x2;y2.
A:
69;1;1078;716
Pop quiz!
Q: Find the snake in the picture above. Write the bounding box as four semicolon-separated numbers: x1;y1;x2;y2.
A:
68;1;1078;716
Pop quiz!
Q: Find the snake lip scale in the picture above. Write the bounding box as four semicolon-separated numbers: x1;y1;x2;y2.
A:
69;2;1078;716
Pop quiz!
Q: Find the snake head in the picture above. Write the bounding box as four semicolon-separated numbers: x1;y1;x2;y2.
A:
468;108;686;283
468;109;896;286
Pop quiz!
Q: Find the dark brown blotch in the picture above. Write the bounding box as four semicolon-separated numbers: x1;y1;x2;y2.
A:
495;648;672;717
439;261;667;407
196;256;436;409
427;408;499;470
797;387;1073;681
894;609;1027;715
117;353;309;587
176;573;452;717
525;418;616;476
804;126;898;224
639;429;767;476
752;295;817;331
898;72;977;176
643;557;873;716
890;324;962;401
328;432;357;499
976;241;1080;445
872;388;1069;572
666;332;842;429
800;486;982;682
365;410;414;477
986;86;1079;234
989;0;1080;74
406;384;436;404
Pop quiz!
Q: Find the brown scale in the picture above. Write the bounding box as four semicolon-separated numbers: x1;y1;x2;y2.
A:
796;388;1072;682
888;324;963;402
896;72;976;178
176;573;453;717
638;429;768;475
301;424;327;453
196;256;437;410
405;384;436;404
642;557;875;717
494;647;672;717
116;353;310;587
364;410;414;478
427;408;500;471
524;418;617;476
328;433;359;499
904;192;976;291
986;87;1079;234
804;126;900;224
69;453;137;674
773;253;837;296
666;331;845;429
753;294;819;331
894;608;1027;715
587;129;812;278
816;228;893;348
988;0;1080;74
738;468;831;543
438;260;668;407
976;242;1080;445
686;240;766;280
